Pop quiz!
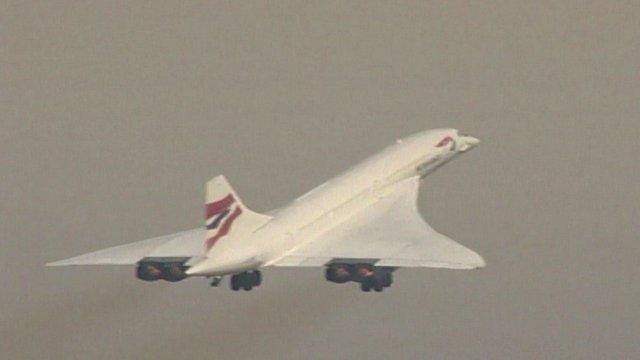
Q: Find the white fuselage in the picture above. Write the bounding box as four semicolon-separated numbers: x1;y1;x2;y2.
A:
189;128;479;276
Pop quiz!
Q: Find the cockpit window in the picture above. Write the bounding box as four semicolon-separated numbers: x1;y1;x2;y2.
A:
436;136;454;148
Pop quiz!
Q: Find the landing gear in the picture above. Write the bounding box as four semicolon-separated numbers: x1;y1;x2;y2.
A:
230;276;241;291
230;271;262;291
209;276;223;287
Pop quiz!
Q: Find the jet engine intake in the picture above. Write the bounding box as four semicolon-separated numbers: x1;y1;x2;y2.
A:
161;263;189;282
136;258;191;283
136;263;163;282
325;263;396;292
325;264;354;284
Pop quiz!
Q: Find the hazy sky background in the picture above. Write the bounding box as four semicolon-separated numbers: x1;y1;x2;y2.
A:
2;1;639;359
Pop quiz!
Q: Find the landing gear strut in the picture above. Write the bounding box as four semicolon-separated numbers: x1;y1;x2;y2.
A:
209;276;223;287
230;271;262;291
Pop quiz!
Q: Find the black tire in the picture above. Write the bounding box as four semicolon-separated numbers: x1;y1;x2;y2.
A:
253;271;262;286
361;282;372;292
230;277;241;291
382;274;393;288
374;283;384;292
242;283;253;291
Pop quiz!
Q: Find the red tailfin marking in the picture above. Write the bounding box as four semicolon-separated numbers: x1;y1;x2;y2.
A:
205;207;243;250
206;194;235;220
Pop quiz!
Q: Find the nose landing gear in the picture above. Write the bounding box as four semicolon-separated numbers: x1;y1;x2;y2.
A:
230;271;262;291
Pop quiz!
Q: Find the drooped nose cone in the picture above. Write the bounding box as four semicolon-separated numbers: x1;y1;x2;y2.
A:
457;135;480;152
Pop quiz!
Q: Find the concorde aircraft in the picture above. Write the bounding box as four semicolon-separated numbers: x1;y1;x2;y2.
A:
48;129;485;292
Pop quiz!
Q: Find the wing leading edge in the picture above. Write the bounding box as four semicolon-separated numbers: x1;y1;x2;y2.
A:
271;176;486;269
46;228;206;266
47;175;273;268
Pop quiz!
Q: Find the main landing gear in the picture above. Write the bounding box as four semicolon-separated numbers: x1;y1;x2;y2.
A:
230;271;262;291
325;263;395;292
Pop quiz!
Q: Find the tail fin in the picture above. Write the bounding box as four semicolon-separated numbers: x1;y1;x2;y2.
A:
204;175;271;251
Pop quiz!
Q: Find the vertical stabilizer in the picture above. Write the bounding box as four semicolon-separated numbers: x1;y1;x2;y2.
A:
204;176;271;251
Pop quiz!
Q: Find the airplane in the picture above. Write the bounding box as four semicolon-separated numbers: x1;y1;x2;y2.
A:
48;128;485;292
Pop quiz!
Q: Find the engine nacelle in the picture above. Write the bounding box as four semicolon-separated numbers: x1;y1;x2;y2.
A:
325;263;396;290
325;264;354;284
136;258;190;283
136;263;163;282
161;264;189;282
352;263;376;282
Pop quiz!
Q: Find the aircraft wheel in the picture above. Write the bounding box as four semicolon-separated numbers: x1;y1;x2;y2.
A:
230;276;241;291
231;272;261;291
252;271;262;286
382;273;393;288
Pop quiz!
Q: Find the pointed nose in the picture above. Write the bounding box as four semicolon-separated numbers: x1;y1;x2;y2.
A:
458;136;480;151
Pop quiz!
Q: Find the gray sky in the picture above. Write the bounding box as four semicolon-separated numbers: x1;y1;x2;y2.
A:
2;1;639;359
